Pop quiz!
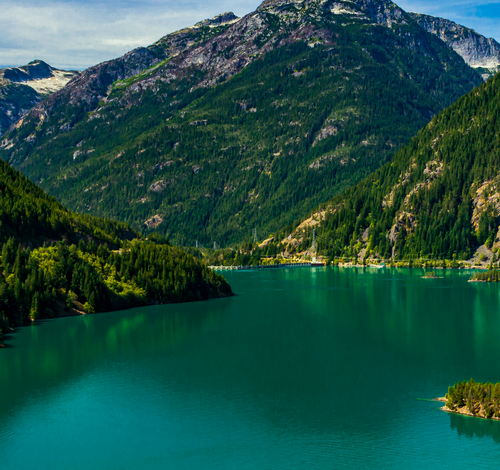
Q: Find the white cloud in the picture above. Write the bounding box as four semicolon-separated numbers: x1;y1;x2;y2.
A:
0;0;262;69
0;0;499;70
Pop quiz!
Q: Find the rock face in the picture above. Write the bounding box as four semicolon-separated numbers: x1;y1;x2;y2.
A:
409;13;500;80
0;0;484;244
0;60;79;136
195;12;240;27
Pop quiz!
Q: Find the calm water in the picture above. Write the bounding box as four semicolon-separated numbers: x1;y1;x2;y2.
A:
2;267;500;469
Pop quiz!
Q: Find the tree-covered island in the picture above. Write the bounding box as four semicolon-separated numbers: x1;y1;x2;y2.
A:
442;379;500;420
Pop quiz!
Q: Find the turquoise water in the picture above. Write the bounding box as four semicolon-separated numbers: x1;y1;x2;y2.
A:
1;267;500;468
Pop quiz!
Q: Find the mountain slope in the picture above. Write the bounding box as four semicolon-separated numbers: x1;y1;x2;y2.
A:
281;72;500;261
409;13;500;80
0;60;79;136
0;0;482;245
0;157;232;345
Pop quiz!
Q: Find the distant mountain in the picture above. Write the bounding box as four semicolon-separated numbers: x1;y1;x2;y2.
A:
409;13;500;80
281;72;500;261
0;60;79;136
0;0;482;245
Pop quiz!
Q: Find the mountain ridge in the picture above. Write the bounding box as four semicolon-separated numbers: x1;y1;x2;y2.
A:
0;0;484;245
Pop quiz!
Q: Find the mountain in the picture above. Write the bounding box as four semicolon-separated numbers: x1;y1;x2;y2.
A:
0;60;79;136
0;0;482;246
0;156;232;345
409;13;500;80
279;72;500;262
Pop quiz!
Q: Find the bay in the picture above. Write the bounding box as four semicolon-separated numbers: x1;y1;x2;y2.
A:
1;267;500;469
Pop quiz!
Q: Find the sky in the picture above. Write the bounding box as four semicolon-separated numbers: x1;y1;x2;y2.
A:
1;0;500;70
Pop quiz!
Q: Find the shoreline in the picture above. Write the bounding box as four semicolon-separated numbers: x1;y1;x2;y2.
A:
437;397;500;421
334;263;488;271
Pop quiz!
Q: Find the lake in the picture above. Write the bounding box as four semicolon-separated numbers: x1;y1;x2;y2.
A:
1;267;500;469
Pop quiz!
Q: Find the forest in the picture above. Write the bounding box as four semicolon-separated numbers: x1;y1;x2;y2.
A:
0;157;232;345
445;379;500;419
261;72;500;262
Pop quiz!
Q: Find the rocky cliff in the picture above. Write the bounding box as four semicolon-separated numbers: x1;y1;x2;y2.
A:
409;13;500;80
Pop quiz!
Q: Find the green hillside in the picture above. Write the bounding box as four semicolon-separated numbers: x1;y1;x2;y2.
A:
277;72;500;261
0;158;232;345
0;0;482;246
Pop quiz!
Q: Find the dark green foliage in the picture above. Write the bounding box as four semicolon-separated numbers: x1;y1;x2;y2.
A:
279;72;500;260
0;156;134;247
0;158;232;344
446;379;500;419
1;9;481;246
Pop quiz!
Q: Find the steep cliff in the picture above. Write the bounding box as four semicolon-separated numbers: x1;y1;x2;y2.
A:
409;13;500;80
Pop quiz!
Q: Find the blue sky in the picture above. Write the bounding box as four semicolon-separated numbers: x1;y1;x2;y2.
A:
1;0;499;70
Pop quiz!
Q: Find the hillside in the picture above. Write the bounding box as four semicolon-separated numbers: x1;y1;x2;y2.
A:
0;60;79;136
276;72;500;262
410;13;500;80
0;157;232;345
0;0;482;246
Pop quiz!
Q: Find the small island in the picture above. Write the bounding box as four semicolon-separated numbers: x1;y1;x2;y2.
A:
440;379;500;420
422;272;437;279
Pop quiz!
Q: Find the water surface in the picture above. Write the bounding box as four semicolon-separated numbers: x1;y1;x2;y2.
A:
1;267;500;468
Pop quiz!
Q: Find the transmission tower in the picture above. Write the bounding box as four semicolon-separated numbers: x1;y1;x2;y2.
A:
253;228;258;244
311;229;318;254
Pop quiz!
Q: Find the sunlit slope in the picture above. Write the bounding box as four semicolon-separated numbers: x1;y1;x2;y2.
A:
285;72;500;260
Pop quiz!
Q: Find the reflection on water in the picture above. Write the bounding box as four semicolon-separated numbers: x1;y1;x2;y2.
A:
449;413;500;443
0;297;232;417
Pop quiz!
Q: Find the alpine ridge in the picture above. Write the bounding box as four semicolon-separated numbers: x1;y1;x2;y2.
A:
0;0;483;245
0;60;79;136
409;13;500;80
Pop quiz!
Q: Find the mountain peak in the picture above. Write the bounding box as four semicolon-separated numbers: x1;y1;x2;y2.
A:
257;0;407;28
195;12;240;28
2;60;54;82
